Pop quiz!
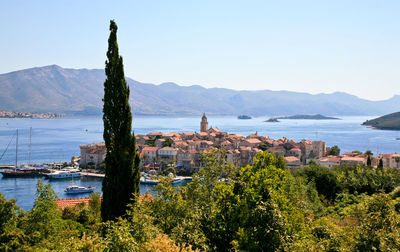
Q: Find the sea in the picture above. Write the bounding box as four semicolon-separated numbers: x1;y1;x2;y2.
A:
1;115;399;210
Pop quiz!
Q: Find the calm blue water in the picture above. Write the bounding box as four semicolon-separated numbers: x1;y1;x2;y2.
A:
0;176;173;211
1;115;399;210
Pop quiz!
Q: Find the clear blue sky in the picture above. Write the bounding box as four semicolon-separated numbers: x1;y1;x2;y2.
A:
1;0;399;100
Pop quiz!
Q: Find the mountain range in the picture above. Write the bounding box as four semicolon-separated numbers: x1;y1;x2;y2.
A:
0;65;399;117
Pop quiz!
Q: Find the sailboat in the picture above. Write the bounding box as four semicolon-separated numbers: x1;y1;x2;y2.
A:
0;128;48;178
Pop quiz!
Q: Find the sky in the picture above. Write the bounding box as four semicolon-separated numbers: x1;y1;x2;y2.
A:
1;0;399;101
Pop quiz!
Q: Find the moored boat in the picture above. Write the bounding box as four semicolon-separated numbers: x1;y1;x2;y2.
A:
140;176;182;185
171;178;182;184
45;168;81;179
0;165;50;178
64;185;94;194
140;176;159;185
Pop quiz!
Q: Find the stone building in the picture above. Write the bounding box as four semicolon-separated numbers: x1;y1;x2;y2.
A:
157;147;178;163
378;153;400;168
80;143;106;165
201;112;208;132
284;156;301;171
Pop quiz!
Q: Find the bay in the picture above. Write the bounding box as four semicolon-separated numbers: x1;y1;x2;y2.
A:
1;115;399;210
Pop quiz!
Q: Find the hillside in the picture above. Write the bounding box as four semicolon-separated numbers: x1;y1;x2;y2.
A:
1;65;400;116
362;112;400;130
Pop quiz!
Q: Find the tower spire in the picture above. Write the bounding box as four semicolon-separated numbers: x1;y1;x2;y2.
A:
201;112;208;132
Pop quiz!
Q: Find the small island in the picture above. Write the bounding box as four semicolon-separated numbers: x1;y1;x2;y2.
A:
362;112;400;130
264;118;279;123
238;115;252;120
275;114;340;120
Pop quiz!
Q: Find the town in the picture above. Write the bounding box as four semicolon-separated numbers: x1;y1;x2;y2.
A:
78;113;400;173
0;111;64;119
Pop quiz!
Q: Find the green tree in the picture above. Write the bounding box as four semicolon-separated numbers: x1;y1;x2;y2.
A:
365;150;373;157
0;193;20;235
163;138;173;147
258;143;269;151
101;20;141;221
150;177;208;250
296;164;341;201
327;145;340;156
24;180;68;248
211;152;305;251
365;150;373;167
378;159;383;169
0;192;23;250
367;155;372;167
332;164;400;195
355;194;400;251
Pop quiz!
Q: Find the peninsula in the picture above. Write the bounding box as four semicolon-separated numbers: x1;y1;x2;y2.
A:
264;118;279;122
275;114;340;120
362;112;400;130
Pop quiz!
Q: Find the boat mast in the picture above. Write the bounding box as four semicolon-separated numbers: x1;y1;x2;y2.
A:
15;129;18;170
28;127;32;165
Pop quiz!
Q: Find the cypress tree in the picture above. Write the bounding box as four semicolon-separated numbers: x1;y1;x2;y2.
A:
101;20;140;221
378;159;383;170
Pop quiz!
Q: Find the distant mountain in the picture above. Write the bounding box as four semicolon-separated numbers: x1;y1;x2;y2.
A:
1;65;400;116
362;112;400;130
276;114;340;120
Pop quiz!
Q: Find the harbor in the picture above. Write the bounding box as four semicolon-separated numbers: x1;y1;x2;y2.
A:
0;171;191;211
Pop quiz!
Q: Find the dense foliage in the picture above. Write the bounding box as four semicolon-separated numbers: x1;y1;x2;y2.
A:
327;145;340;156
2;152;400;251
101;20;140;221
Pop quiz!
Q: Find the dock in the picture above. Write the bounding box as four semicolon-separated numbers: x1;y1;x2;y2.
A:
81;172;105;178
80;172;192;180
176;176;192;180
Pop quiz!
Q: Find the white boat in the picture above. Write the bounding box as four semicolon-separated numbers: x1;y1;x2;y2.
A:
171;178;182;184
65;185;94;194
45;168;81;179
140;176;159;185
140;176;182;185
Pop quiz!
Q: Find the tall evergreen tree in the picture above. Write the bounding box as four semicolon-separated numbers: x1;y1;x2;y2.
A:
101;20;140;221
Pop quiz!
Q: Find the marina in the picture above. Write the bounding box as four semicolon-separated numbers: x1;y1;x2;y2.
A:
0;172;192;210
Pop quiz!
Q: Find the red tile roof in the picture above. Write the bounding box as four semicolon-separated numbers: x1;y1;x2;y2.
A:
55;197;94;209
245;139;261;144
284;156;300;162
341;156;365;162
148;132;163;136
319;156;341;163
142;146;159;152
55;194;153;210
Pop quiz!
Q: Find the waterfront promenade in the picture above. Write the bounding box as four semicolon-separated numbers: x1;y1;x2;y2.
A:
81;172;192;181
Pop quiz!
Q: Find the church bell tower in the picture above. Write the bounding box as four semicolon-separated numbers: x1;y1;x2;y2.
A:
200;113;208;132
